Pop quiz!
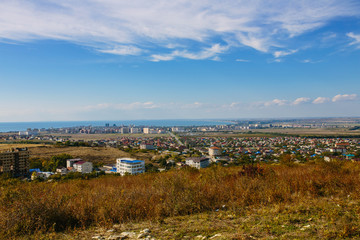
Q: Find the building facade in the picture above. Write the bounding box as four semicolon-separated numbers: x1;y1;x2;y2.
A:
185;157;210;169
140;144;155;150
73;161;93;174
0;148;29;177
66;158;83;168
116;158;145;176
209;147;221;157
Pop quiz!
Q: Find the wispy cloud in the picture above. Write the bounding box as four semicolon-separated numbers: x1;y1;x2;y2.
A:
150;44;228;61
236;59;250;62
347;32;360;48
273;49;298;58
85;102;159;111
301;59;322;63
98;45;143;56
332;94;357;102
0;0;358;60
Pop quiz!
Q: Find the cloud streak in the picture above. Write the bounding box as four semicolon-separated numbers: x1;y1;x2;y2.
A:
0;0;359;60
347;32;360;48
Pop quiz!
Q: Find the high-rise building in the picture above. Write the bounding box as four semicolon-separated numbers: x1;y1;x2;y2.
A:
0;148;29;177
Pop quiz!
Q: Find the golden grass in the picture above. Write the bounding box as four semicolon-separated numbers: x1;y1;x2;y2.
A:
1;162;360;238
0;144;47;151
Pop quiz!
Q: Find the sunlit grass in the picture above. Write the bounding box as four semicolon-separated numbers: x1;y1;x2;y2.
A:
1;161;360;238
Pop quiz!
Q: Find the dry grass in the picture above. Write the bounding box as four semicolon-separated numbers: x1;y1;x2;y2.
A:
0;144;47;151
29;145;133;164
1;162;360;239
0;144;155;164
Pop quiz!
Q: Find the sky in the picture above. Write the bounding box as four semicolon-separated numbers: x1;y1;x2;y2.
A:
0;0;360;122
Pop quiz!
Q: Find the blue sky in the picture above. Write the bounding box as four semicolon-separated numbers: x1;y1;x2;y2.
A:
0;0;360;121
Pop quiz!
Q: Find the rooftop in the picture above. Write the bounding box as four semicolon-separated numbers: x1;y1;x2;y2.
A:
119;159;144;164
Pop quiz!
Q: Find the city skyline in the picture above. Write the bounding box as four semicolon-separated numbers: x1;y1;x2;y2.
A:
0;0;360;121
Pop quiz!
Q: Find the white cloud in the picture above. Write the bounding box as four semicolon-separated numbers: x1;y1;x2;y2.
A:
236;59;250;62
301;59;322;63
150;44;228;61
273;49;298;58
0;0;358;60
264;99;288;107
98;45;143;55
347;32;360;48
312;97;330;104
85;102;158;111
293;97;311;105
332;94;357;102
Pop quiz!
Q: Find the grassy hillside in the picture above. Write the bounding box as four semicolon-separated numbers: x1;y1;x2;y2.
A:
1;162;360;239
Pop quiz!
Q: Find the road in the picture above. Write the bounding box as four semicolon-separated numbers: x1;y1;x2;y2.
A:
168;131;184;146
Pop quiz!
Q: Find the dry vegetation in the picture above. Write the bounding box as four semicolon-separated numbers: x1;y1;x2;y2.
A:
1;144;155;164
30;146;137;164
1;162;360;239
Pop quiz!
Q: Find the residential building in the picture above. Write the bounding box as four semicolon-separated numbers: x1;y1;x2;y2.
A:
120;127;130;134
116;158;145;176
185;157;210;169
0;148;29;177
143;128;150;134
73;161;93;174
130;127;141;134
140;144;155;150
67;158;83;168
209;146;221;157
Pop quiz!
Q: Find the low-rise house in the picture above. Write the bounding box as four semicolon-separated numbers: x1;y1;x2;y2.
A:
116;158;145;176
185;157;210;169
329;147;346;154
31;171;54;180
56;167;68;175
140;144;155;150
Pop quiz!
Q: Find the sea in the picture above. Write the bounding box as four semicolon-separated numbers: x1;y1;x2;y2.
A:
0;119;234;132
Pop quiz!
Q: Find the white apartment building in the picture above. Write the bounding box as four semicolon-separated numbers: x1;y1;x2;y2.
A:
73;161;93;174
185;157;210;169
116;158;145;176
130;127;141;134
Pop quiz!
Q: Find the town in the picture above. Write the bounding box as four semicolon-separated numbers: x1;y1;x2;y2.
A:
1;121;359;181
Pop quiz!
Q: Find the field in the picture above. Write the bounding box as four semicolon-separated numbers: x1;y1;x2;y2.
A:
0;144;155;164
1;162;360;239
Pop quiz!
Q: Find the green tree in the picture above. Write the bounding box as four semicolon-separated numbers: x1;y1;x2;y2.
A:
43;153;73;172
